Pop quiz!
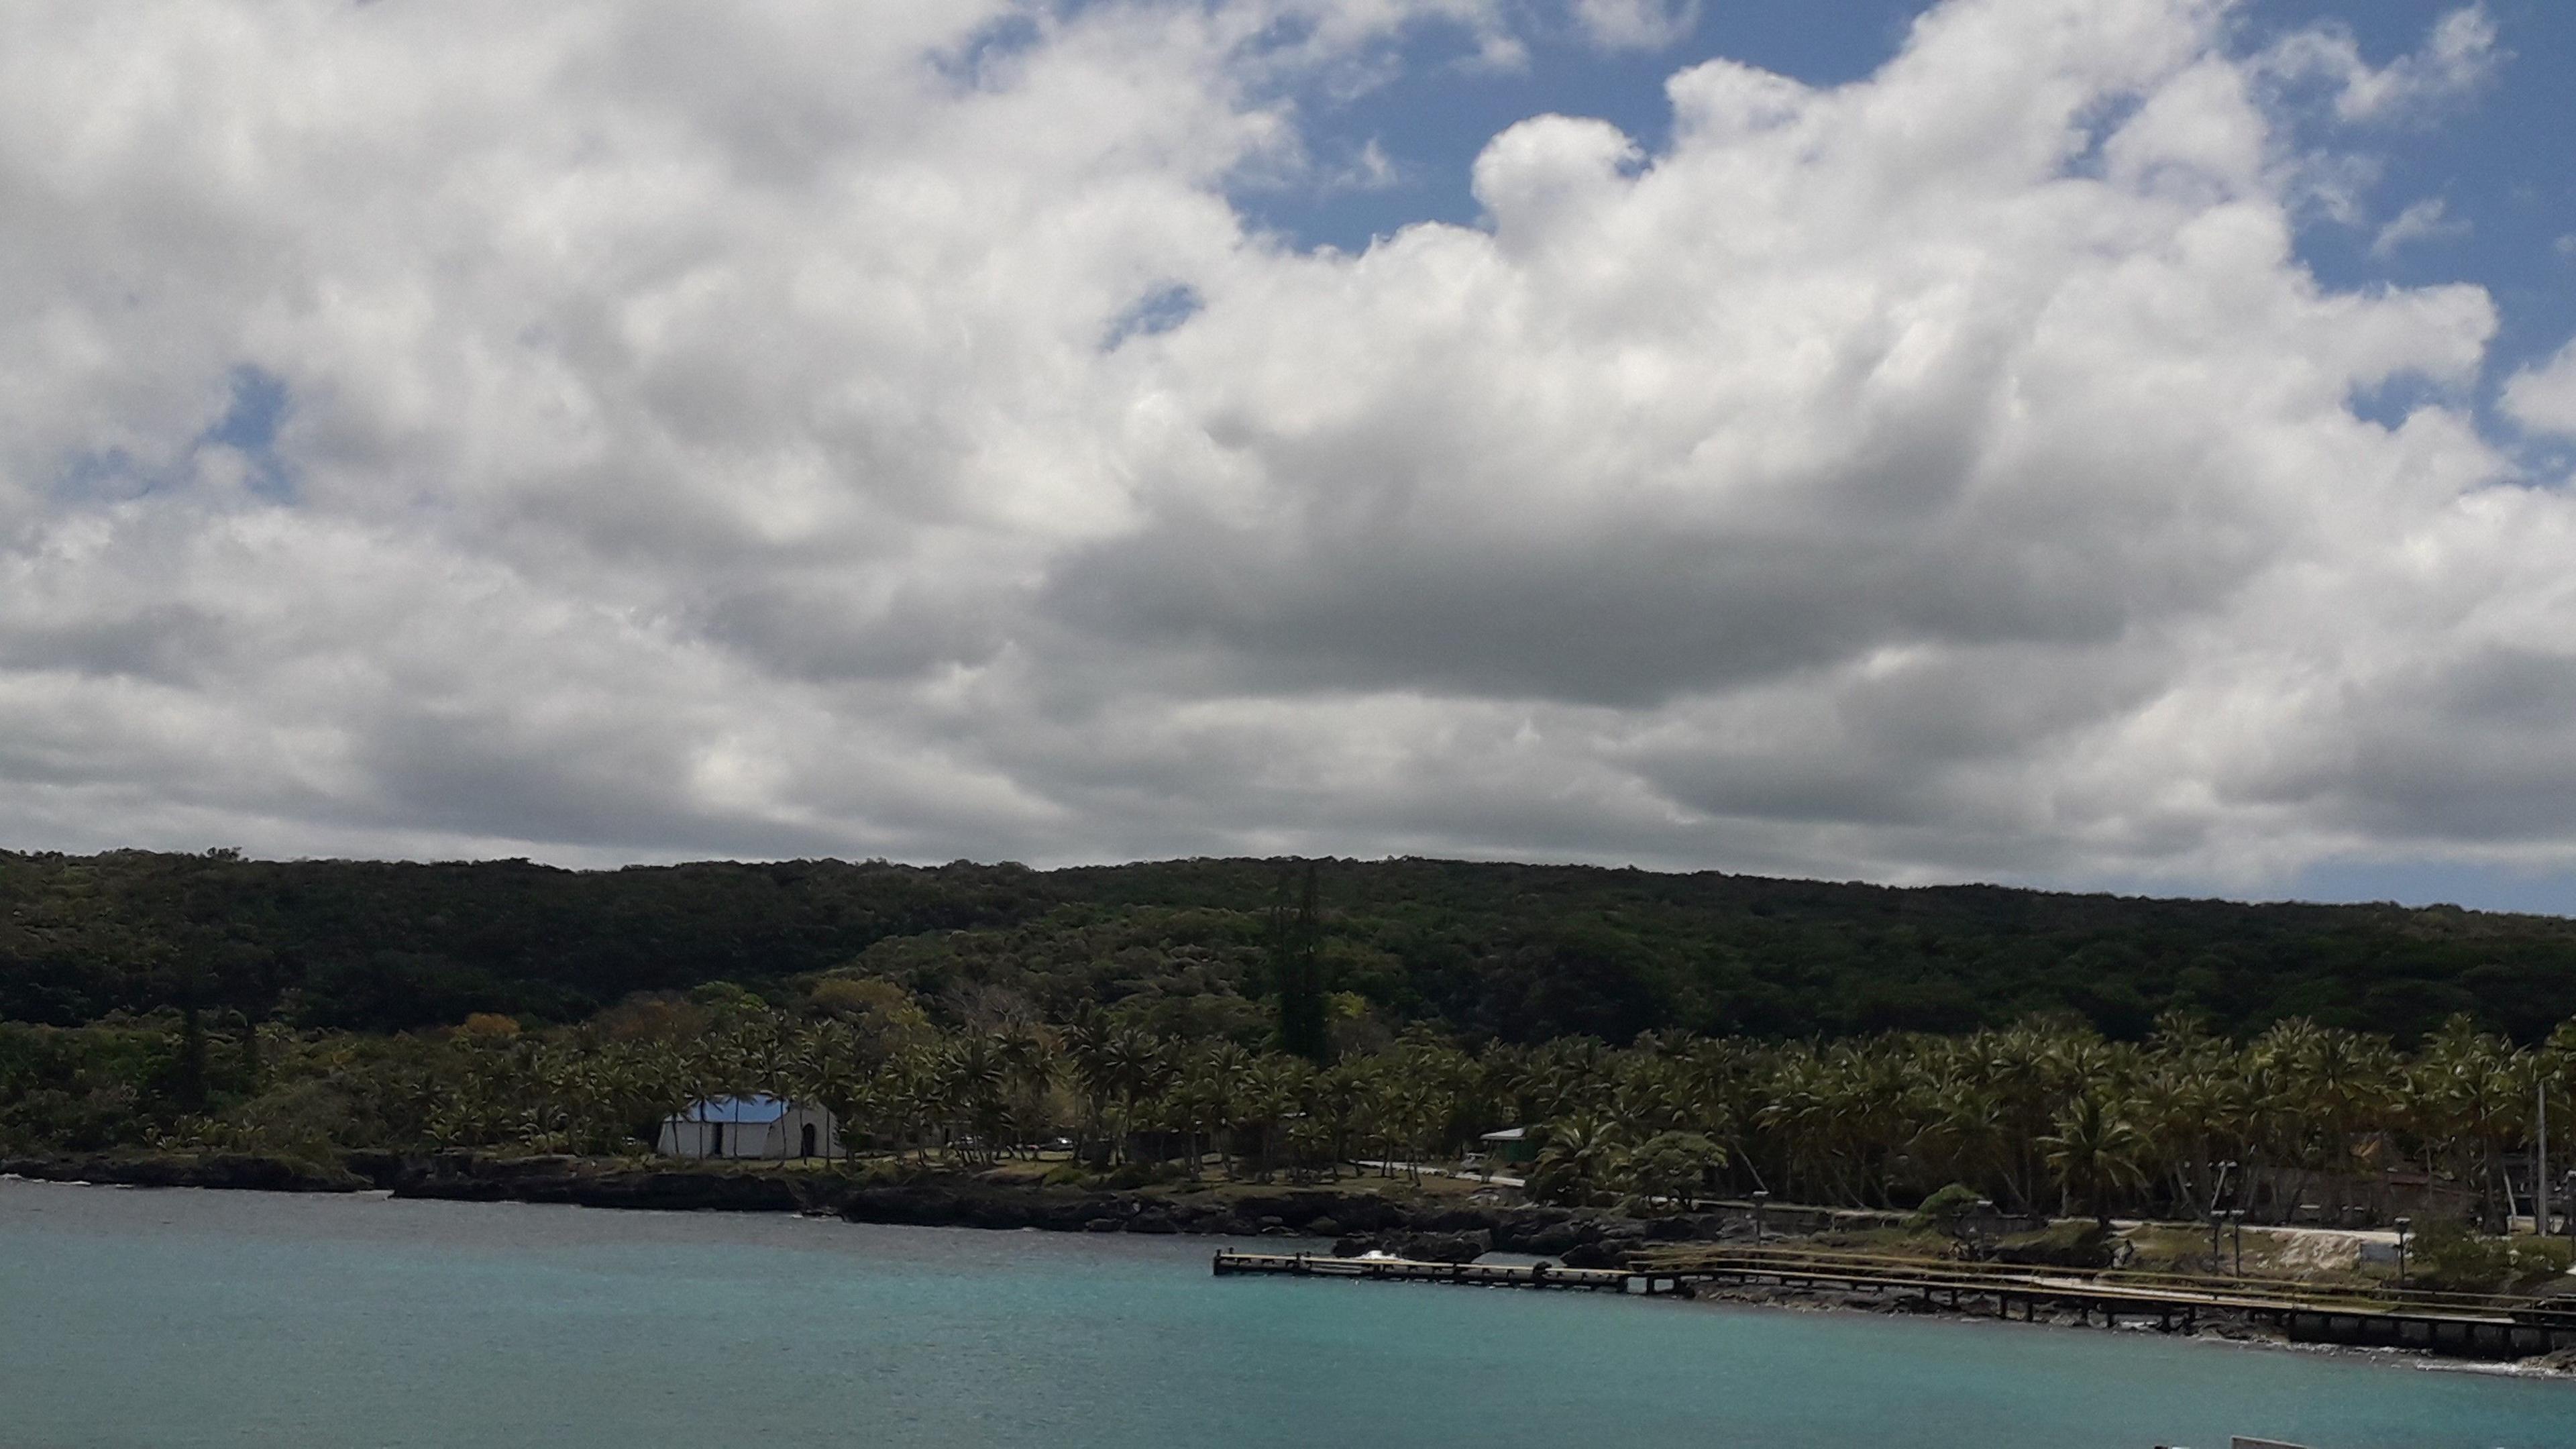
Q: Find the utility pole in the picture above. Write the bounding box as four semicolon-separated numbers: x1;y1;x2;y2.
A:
2206;1159;2237;1271
2539;1077;2551;1239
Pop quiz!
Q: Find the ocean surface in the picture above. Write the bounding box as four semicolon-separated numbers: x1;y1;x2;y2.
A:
3;1180;2571;1449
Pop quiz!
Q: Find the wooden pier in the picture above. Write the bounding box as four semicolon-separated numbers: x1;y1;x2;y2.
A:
1629;1245;2576;1360
1216;1245;2576;1360
1212;1250;1690;1295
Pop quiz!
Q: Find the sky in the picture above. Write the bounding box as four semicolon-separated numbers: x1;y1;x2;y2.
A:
5;0;2576;912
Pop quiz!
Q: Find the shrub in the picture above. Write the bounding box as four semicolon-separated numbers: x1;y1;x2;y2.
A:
2409;1222;2575;1295
1910;1182;1983;1231
1619;1130;1727;1211
2409;1220;2510;1293
1102;1161;1180;1189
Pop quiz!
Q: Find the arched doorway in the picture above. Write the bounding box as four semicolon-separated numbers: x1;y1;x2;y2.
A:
800;1122;818;1159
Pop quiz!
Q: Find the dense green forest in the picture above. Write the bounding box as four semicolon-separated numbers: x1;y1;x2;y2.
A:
9;851;2576;1242
5;849;2574;1045
7;988;2572;1247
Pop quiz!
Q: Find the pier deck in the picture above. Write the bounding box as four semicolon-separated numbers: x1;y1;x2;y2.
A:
1214;1246;2576;1360
1633;1245;2576;1360
1212;1251;1685;1294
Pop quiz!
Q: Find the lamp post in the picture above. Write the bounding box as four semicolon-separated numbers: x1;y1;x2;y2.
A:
1752;1189;1769;1247
2394;1216;2412;1291
2227;1210;2245;1277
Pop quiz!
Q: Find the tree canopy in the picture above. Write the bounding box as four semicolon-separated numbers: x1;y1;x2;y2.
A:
4;849;2575;1046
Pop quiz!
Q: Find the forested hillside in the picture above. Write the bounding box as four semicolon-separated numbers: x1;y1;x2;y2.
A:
5;850;2573;1044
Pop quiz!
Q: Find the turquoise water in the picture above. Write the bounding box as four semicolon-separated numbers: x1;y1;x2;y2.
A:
3;1181;2571;1448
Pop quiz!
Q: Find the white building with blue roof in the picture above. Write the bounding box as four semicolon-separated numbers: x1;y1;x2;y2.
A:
657;1094;843;1161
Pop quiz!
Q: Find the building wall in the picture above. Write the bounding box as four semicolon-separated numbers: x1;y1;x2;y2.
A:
657;1106;842;1160
773;1105;843;1161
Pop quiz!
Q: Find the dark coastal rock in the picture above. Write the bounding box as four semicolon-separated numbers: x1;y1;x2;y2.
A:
566;1172;804;1213
392;1159;810;1213
1497;1220;1587;1254
1556;1218;1648;1268
1224;1191;1407;1233
341;1150;411;1188
1641;1215;1710;1242
1383;1230;1491;1263
1;1152;364;1193
1560;1240;1630;1269
466;1153;586;1180
838;1181;1072;1228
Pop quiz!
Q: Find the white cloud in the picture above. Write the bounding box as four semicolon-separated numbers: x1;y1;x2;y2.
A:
2259;4;2500;124
0;0;2564;898
2502;339;2576;437
2369;197;2468;258
1568;0;1699;52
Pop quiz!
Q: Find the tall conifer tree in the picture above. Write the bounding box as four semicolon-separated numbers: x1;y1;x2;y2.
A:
1271;859;1329;1063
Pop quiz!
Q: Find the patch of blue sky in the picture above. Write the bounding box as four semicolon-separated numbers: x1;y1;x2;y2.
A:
54;446;146;504
1230;1;2575;385
2345;372;2465;434
1230;1;1922;252
2290;854;2576;917
2058;855;2576;916
2254;1;2576;383
53;364;295;506
198;364;297;502
926;9;1044;90
1103;282;1205;349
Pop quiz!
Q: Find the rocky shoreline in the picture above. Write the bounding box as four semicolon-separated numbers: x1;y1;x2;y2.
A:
3;1150;374;1195
0;1150;1733;1262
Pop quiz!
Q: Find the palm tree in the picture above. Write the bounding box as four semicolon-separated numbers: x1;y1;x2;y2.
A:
2410;1016;2525;1228
1530;1116;1629;1206
940;1034;1010;1164
992;1026;1058;1160
1240;1055;1311;1181
2042;1091;2149;1228
1192;1040;1251;1177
